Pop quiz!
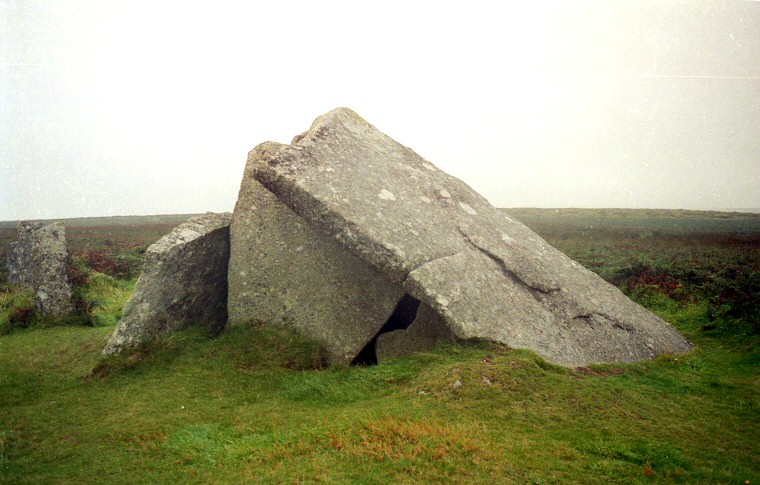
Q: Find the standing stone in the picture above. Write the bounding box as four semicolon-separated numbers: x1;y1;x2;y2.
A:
7;221;74;316
103;213;232;356
7;221;40;286
246;107;692;367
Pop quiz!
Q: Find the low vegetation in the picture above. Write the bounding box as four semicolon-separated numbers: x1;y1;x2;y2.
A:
1;209;758;483
0;218;168;334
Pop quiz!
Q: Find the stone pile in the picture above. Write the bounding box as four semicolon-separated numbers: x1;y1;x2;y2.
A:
104;108;692;368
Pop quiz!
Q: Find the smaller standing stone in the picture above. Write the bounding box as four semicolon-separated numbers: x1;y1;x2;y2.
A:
103;213;233;356
7;221;40;286
7;221;74;316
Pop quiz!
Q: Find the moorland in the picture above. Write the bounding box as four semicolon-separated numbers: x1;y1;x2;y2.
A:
0;208;758;483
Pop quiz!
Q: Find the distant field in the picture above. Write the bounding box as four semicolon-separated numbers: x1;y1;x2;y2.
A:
3;208;758;251
3;208;759;235
0;215;199;274
0;214;200;285
0;214;200;230
504;207;760;235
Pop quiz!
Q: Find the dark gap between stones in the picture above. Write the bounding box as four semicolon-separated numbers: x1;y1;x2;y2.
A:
351;293;421;366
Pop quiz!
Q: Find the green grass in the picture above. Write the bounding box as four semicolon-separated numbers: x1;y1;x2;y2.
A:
0;320;757;483
77;272;134;327
0;210;758;483
0;286;34;335
0;272;134;335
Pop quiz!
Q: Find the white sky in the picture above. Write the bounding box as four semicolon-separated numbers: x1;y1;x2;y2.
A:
1;1;759;220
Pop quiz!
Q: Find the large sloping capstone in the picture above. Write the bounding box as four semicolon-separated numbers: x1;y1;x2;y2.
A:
228;161;405;365
248;107;692;367
103;213;232;356
7;221;74;316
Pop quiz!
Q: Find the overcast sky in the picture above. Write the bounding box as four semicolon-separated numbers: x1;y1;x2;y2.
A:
1;1;759;220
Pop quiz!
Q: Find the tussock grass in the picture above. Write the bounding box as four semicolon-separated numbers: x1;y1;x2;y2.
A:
0;271;133;335
0;286;34;335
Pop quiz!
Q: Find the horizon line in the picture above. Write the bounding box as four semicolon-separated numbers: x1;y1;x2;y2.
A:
2;206;760;223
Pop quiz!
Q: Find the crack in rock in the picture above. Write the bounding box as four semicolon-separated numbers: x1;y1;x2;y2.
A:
402;250;463;283
570;313;635;334
456;227;561;296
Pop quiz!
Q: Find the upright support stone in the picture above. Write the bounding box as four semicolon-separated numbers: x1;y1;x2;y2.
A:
227;165;404;365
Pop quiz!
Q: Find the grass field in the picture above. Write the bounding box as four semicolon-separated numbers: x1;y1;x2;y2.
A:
1;209;758;483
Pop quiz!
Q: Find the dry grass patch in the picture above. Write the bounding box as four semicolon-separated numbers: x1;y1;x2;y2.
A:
325;416;488;463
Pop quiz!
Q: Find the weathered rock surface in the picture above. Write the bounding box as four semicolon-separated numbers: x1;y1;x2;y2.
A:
247;107;692;367
103;213;232;356
7;221;74;316
7;221;38;286
228;171;405;365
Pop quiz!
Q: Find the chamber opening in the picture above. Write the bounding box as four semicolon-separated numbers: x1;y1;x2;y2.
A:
351;293;421;366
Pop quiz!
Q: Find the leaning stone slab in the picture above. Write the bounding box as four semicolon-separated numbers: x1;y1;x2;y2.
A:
249;107;692;367
7;221;74;316
103;213;232;356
